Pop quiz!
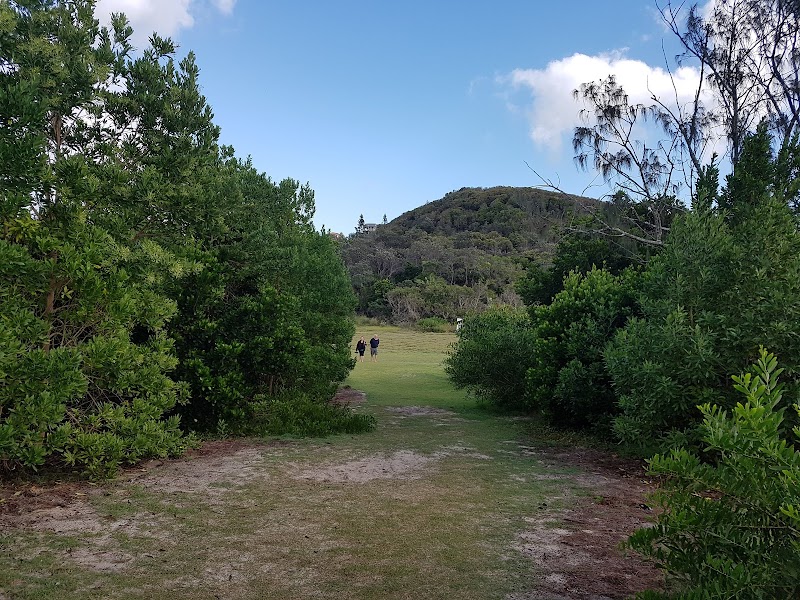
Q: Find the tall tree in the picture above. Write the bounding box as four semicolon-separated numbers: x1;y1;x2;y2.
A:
660;0;800;163
0;0;188;477
570;0;800;243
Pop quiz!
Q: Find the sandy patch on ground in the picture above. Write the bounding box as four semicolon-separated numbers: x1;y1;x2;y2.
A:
386;406;457;417
294;442;494;484
294;450;438;483
386;406;467;427
509;448;664;599
129;446;268;498
0;410;663;597
8;499;139;572
0;440;280;574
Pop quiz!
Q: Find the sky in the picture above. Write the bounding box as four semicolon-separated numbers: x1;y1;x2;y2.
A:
93;0;706;234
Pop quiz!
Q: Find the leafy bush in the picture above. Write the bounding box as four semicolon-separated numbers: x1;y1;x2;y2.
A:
445;306;536;409
415;317;451;332
607;131;800;451
0;2;362;481
0;216;190;479
355;315;385;328
242;392;376;437
629;349;800;599
606;308;725;454
517;227;639;305
525;267;638;429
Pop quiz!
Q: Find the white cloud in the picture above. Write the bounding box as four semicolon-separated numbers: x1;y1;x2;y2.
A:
211;0;237;15
501;51;708;154
95;0;235;46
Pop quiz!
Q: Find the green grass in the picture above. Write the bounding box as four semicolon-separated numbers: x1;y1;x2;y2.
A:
0;326;593;600
347;326;461;409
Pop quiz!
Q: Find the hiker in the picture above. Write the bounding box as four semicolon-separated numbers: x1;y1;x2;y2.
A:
355;336;366;362
369;334;380;362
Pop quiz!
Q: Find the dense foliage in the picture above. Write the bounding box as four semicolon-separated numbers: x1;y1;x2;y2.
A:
0;1;366;478
444;306;536;408
608;129;800;452
448;127;800;447
340;187;603;323
525;267;638;429
629;350;800;599
443;88;800;600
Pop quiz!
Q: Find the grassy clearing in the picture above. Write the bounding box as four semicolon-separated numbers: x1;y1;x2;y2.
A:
1;326;591;600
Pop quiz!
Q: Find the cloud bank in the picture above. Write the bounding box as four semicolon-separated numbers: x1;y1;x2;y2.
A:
502;51;706;153
95;0;236;45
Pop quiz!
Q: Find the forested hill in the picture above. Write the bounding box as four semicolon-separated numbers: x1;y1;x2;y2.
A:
385;186;599;250
340;186;600;322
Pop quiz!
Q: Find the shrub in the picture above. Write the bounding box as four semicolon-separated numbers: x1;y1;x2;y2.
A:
0;217;190;479
242;392;376;437
629;349;800;599
415;317;451;332
607;132;800;451
445;306;536;409
525;267;638;430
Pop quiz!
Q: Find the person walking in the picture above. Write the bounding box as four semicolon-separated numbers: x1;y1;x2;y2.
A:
355;336;366;363
369;334;380;362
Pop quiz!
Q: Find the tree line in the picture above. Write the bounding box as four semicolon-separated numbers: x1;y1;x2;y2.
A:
448;1;800;597
339;187;603;325
0;1;371;479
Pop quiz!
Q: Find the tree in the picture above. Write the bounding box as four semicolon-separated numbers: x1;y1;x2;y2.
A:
170;159;357;431
0;1;366;476
572;75;701;210
660;0;800;163
628;350;800;599
0;1;189;477
606;130;800;451
516;222;640;305
357;213;365;233
568;0;800;244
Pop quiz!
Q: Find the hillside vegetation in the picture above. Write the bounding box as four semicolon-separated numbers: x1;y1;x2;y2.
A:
340;187;602;322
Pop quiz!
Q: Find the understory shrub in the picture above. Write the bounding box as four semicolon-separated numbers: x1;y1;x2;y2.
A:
445;306;536;409
629;349;800;599
415;317;450;332
242;392;376;437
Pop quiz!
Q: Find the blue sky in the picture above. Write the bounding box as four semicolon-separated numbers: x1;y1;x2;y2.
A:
95;1;702;234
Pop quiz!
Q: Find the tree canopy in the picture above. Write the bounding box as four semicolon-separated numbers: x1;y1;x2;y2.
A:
0;0;367;478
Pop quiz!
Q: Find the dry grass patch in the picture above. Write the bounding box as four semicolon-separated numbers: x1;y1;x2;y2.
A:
0;329;664;599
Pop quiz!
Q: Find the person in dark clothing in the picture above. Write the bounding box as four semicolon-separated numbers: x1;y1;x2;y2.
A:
369;335;380;362
355;336;366;362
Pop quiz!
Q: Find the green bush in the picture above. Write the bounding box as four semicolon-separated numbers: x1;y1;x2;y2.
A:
415;317;451;332
242;392;376;437
629;349;800;599
607;131;800;451
0;217;190;479
525;267;638;429
445;306;536;409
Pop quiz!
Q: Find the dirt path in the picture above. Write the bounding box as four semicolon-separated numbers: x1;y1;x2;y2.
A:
0;405;662;599
0;329;664;599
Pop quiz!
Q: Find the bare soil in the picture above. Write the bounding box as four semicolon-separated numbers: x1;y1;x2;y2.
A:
512;448;664;599
0;443;662;599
